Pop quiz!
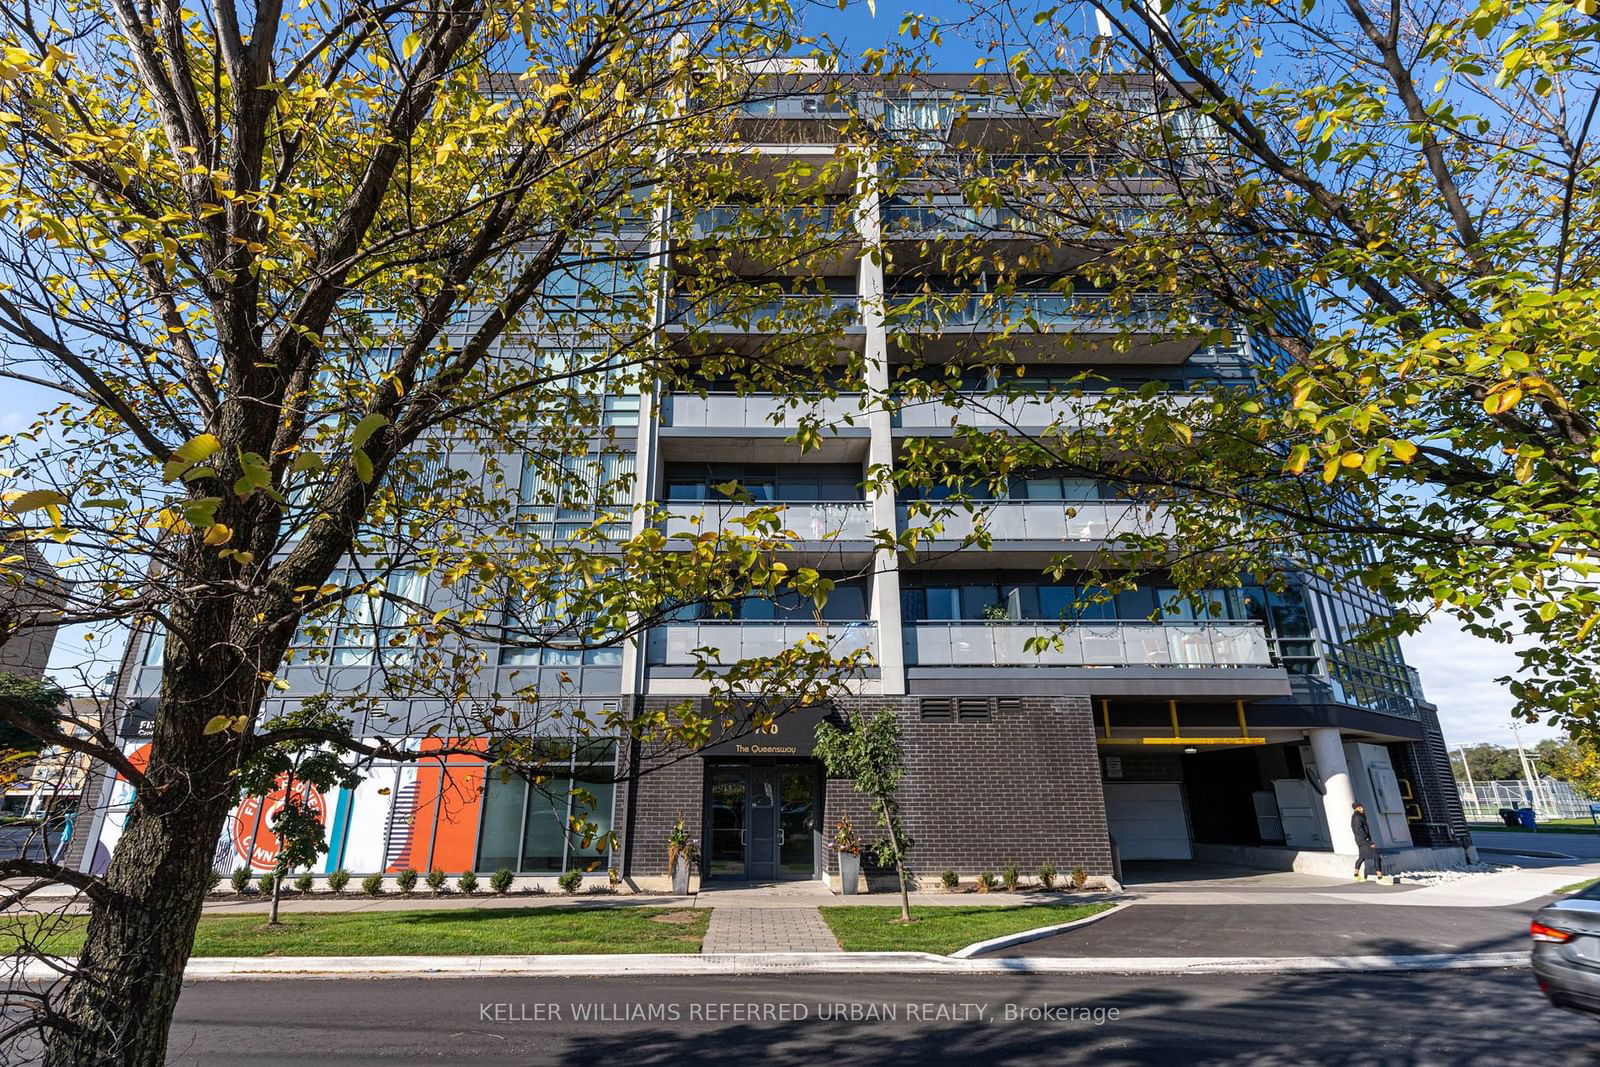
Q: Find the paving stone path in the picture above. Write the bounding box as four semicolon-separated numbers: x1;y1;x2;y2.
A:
701;907;841;953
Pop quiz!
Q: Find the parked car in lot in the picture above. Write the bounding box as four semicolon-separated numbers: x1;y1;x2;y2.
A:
1534;881;1600;1018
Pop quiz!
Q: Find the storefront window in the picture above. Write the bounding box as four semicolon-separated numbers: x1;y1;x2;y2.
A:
474;740;618;873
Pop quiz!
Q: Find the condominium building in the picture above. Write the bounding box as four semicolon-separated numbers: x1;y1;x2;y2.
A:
76;73;1472;888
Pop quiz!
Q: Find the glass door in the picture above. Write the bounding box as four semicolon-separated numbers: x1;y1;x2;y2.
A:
706;767;747;877
778;766;818;878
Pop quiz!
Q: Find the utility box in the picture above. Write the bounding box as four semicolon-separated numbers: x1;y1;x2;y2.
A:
1344;742;1413;849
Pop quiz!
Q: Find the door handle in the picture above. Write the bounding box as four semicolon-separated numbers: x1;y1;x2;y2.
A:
777;829;786;846
740;829;747;845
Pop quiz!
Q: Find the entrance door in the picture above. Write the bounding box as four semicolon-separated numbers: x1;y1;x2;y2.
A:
704;762;818;881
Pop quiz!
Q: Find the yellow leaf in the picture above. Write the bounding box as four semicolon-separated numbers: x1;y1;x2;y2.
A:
1339;452;1363;468
1483;384;1522;415
203;523;233;546
1390;440;1418;463
1285;444;1311;475
3;488;67;514
203;715;232;735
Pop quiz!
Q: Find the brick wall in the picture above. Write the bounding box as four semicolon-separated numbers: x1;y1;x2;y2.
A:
823;695;1112;878
619;694;1114;880
615;699;705;878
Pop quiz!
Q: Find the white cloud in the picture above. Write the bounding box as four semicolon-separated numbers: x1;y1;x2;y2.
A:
1401;618;1564;749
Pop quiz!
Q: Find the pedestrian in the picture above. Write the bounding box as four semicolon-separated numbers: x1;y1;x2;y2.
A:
1352;802;1384;880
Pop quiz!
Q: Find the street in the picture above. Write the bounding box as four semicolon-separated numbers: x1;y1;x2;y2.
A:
138;969;1592;1065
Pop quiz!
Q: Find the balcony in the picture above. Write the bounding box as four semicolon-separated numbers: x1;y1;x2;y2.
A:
687;205;850;239
661;392;867;430
660;501;875;542
894;390;1198;430
889;292;1168;332
668;293;862;334
903;621;1273;668
645;621;877;666
896;501;1170;545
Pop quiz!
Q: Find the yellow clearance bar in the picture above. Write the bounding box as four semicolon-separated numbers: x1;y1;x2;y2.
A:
1097;736;1268;746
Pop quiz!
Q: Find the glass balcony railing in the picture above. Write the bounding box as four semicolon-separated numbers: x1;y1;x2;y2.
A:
896;501;1171;543
668;293;861;331
887;293;1171;332
661;392;866;429
688;205;849;238
903;621;1273;668
645;621;877;666
659;501;874;542
893;389;1197;429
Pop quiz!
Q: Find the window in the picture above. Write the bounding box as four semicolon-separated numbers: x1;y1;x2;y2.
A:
499;590;623;666
662;463;863;502
474;740;618;873
517;451;635;542
290;568;424;666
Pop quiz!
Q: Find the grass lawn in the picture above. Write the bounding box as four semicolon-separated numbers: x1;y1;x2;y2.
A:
820;901;1113;955
1558;878;1600;895
2;906;709;958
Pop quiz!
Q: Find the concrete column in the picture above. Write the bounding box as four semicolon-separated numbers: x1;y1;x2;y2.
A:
1309;727;1359;855
854;149;905;694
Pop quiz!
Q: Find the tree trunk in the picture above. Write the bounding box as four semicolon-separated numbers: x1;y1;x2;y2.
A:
268;863;283;924
880;796;911;923
42;646;258;1066
41;768;235;1065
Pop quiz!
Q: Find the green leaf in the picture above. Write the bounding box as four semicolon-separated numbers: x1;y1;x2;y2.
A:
4;489;67;514
163;433;221;482
353;449;374;483
352;413;389;449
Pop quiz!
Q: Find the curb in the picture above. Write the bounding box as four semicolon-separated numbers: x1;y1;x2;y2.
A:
949;901;1131;958
1476;846;1579;860
6;949;1529;982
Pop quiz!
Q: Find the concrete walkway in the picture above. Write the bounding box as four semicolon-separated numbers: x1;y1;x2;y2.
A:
702;907;841;953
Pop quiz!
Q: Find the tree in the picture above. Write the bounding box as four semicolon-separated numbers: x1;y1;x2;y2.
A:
1451;743;1528;784
873;0;1600;738
814;708;915;923
1540;735;1600;798
0;2;881;1059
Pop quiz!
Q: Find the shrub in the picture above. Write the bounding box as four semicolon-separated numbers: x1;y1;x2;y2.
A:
1001;864;1021;892
458;870;478;895
940;869;960;890
1037;863;1056;890
557;869;583;894
327;868;351;894
361;873;385;896
490;868;515;894
426;867;447;894
230;867;252;894
976;871;998;893
205;869;223;893
294;873;315;893
1071;866;1088;889
396;867;418;893
608;867;622;890
257;872;277;896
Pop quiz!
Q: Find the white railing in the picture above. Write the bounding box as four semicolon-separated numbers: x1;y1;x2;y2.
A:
662;392;866;429
669;294;860;330
897;502;1171;544
888;293;1171;331
646;622;877;665
660;502;874;541
904;621;1272;668
894;391;1197;429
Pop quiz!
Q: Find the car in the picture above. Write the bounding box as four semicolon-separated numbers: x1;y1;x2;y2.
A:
1533;881;1600;1018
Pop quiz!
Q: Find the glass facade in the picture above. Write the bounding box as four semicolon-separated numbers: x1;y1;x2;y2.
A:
473;740;618;873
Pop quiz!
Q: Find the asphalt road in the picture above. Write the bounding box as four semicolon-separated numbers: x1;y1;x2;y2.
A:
0;824;58;862
57;968;1584;1065
995;901;1547;958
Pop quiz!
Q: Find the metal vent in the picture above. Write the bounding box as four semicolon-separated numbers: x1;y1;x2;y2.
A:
956;698;992;723
919;698;955;722
994;697;1022;715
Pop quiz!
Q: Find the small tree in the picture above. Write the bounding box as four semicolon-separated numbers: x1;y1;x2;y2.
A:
814;710;915;922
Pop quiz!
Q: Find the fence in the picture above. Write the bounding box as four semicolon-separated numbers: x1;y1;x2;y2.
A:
1459;778;1593;821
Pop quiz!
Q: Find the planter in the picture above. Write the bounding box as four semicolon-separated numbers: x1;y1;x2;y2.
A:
838;851;860;895
671;854;691;895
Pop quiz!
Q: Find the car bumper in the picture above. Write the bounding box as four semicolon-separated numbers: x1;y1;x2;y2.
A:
1533;948;1600;1018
